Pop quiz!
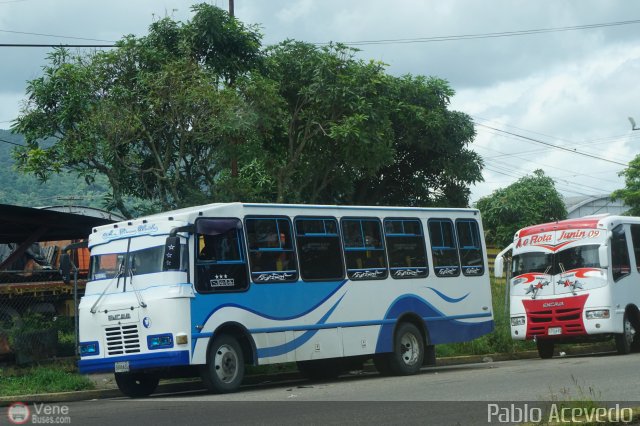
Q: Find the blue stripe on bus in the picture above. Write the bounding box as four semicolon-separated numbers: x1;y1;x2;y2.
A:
191;279;348;326
248;312;490;334
255;296;344;358
375;295;495;353
78;350;190;374
425;287;470;303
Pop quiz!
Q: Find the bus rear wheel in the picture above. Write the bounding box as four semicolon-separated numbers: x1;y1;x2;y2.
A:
536;339;554;359
200;334;244;393
615;313;635;355
114;372;159;398
387;322;425;375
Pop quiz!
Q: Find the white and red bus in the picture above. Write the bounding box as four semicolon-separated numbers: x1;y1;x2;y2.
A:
494;215;640;358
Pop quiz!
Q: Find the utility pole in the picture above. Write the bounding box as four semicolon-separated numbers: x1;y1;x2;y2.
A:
229;0;238;178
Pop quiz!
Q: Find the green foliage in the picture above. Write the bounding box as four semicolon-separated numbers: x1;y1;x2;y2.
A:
476;170;567;248
12;4;263;216
12;4;482;213
612;155;640;216
0;366;94;396
0;130;109;207
437;277;535;357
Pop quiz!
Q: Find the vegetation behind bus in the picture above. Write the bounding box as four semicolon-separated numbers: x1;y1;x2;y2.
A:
12;3;481;218
476;170;567;248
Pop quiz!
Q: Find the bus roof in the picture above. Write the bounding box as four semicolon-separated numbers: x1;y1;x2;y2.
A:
90;202;481;235
517;217;603;238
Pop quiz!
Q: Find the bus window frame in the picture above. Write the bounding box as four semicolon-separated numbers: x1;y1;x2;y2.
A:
244;215;299;284
193;217;250;294
427;218;461;278
340;216;388;281
455;219;485;277
383;217;429;280
293;216;346;282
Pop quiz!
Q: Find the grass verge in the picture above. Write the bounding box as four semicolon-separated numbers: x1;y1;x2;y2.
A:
0;365;94;397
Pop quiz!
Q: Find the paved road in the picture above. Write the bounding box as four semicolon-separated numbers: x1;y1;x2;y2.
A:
14;351;640;425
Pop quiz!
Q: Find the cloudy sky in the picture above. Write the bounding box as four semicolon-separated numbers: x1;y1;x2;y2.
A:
1;0;639;204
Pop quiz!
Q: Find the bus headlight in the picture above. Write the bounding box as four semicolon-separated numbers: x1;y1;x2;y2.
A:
510;316;526;326
586;310;610;319
147;333;174;350
79;341;99;356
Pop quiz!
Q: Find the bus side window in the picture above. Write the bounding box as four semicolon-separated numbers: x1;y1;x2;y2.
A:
456;219;484;276
341;218;387;280
294;217;345;281
428;219;460;277
384;218;428;279
630;224;640;273
246;217;298;283
194;218;248;293
612;224;631;281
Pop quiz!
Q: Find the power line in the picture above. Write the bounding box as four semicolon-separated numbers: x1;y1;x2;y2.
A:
0;43;113;47
0;137;25;147
0;29;115;42
475;123;629;167
3;17;640;49
319;19;640;46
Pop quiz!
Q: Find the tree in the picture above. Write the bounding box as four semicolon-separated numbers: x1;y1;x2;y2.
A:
352;75;482;207
251;41;482;206
250;41;395;203
612;156;640;216
476;170;567;248
12;3;263;217
13;5;483;216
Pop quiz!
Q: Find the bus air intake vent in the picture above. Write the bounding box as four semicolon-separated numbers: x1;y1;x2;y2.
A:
105;324;141;355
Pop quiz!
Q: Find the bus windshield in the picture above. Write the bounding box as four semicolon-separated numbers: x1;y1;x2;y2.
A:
512;252;552;276
89;242;188;281
512;244;600;277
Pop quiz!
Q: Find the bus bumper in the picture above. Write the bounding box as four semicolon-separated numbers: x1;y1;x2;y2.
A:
78;350;190;374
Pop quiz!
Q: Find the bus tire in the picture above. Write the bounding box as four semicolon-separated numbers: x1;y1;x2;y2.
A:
388;322;425;375
536;339;554;359
200;334;244;393
114;372;159;398
615;313;635;355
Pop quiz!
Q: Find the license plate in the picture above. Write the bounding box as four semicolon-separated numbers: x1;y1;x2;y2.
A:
115;361;130;373
548;327;562;336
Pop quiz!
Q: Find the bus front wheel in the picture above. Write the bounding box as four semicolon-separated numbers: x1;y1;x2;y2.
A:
114;372;159;398
200;334;245;393
615;313;635;355
536;339;554;359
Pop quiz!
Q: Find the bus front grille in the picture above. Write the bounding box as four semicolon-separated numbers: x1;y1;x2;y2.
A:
522;294;589;339
105;324;141;355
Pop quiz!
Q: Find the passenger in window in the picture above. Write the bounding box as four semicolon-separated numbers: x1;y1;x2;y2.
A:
200;236;217;261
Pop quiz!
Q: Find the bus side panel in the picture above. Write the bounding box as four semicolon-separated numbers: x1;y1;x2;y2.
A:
342;325;380;357
374;291;494;353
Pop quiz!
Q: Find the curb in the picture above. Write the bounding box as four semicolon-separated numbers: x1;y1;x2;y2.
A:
0;345;617;405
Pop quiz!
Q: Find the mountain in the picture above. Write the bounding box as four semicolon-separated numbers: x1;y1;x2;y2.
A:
0;129;109;208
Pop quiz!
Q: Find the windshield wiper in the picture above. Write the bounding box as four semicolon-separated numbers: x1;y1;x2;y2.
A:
127;265;147;309
90;265;124;314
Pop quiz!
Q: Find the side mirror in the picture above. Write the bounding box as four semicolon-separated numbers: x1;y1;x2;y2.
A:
494;255;504;278
599;244;609;269
59;253;72;284
163;236;181;271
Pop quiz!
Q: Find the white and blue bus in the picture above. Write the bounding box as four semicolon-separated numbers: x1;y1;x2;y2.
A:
76;203;494;397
